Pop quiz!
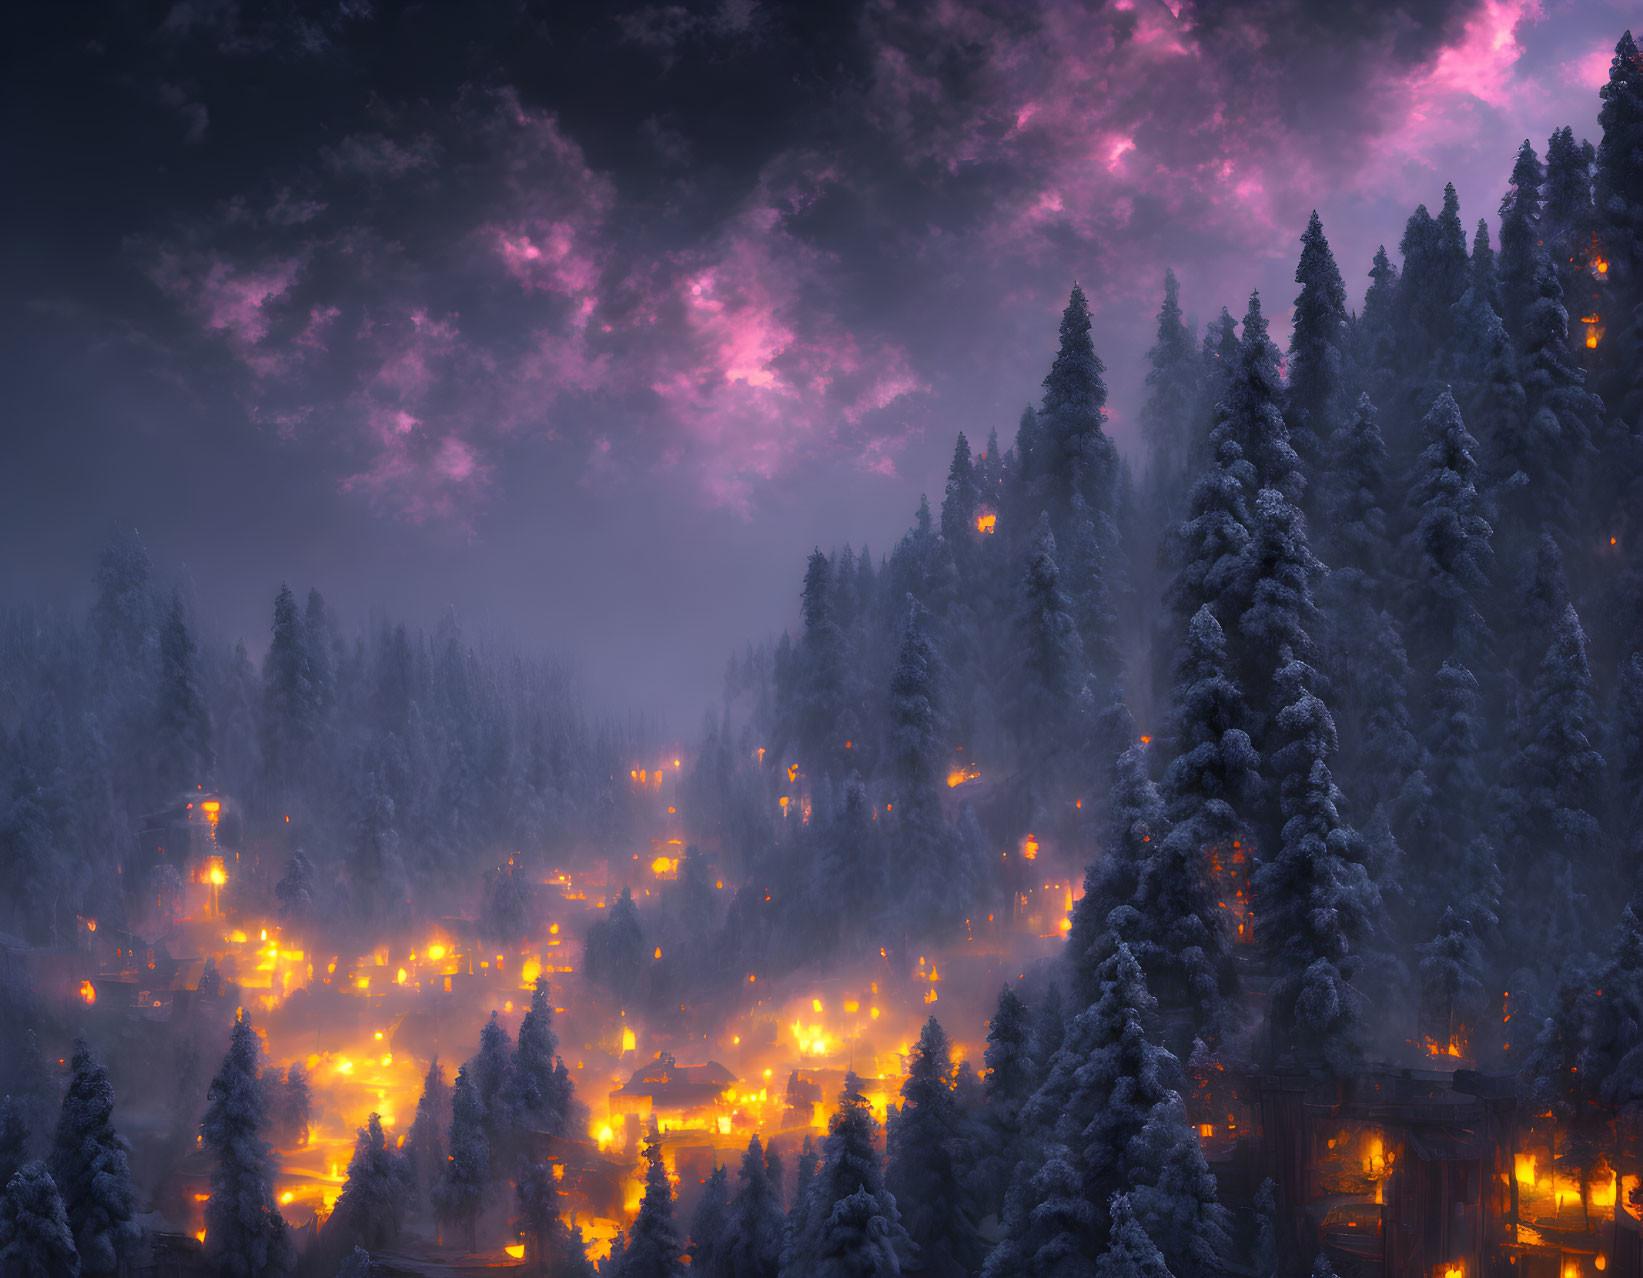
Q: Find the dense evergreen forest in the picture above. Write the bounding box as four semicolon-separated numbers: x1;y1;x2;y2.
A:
7;27;1643;1278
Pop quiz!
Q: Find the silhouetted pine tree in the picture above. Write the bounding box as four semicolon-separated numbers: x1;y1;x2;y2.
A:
617;1123;683;1278
434;1065;489;1252
783;1075;909;1278
885;1019;982;1277
1286;212;1350;490
201;1014;293;1278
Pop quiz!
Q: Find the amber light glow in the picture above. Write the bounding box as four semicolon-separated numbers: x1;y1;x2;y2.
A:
975;511;997;534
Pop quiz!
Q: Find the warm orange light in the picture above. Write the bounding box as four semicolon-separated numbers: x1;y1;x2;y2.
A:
79;980;95;1005
1021;835;1039;861
1199;1123;1214;1138
427;943;447;961
653;947;662;959
505;1244;526;1260
194;1229;206;1245
85;919;96;932
787;764;798;782
620;1027;636;1052
947;767;980;788
1139;735;1152;745
975;511;997;534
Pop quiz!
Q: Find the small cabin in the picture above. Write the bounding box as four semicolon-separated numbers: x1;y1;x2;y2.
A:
609;1051;736;1124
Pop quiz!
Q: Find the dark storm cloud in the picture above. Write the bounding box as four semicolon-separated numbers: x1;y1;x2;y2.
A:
0;0;1623;718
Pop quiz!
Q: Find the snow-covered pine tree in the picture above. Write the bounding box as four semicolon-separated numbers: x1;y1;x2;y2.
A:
1139;269;1203;530
0;1160;80;1278
721;1135;785;1278
49;1038;137;1276
1038;284;1120;531
1403;391;1496;676
1067;745;1168;1006
201;1013;294;1278
433;1064;489;1252
783;1075;909;1278
971;984;1034;1217
1254;653;1380;1072
1498;139;1546;344
1135;608;1255;1048
333;1113;409;1249
686;1163;729;1277
504;977;571;1137
1095;1193;1173;1278
1497;604;1608;938
404;1058;447;1215
155;589;213;796
0;1100;27;1192
616;1122;683;1278
885;1018;982;1278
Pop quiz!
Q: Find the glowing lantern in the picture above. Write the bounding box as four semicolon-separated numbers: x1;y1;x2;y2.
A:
975;511;997;534
1581;314;1605;347
1021;835;1039;861
505;1244;526;1260
427;944;447;961
79;980;96;1005
621;1027;637;1052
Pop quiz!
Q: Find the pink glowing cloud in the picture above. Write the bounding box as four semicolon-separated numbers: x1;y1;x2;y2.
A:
147;250;302;350
138;0;1618;525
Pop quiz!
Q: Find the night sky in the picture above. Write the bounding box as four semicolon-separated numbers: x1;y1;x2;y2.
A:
0;0;1625;725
